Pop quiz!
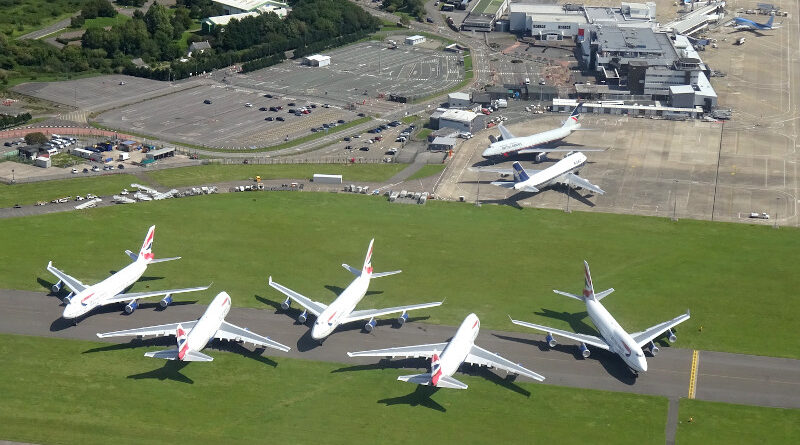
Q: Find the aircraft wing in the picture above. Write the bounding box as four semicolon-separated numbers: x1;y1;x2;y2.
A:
104;284;211;305
214;321;291;352
510;318;610;350
466;344;545;381
347;342;449;358
342;301;443;324
631;311;690;348
498;124;515;140
46;261;87;293
517;148;605;154
563;173;606;195
478;167;542;175
268;276;327;317
97;320;198;338
489;181;517;189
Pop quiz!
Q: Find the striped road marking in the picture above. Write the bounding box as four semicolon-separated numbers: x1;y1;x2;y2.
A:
688;350;700;399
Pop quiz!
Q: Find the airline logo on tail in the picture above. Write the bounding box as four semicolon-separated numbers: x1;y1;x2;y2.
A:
564;103;583;128
139;226;155;261
512;162;530;183
582;261;595;300
362;239;375;275
176;324;189;360
431;354;442;386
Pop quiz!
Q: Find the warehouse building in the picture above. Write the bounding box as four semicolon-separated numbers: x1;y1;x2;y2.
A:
428;137;458;152
437;109;483;133
448;92;471;108
203;5;289;32
212;0;288;15
303;54;331;67
405;35;426;45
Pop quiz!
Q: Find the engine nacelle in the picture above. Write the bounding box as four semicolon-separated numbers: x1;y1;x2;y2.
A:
297;310;307;324
649;341;660;356
62;292;74;305
159;294;173;308
546;333;557;348
535;152;547;163
579;342;590;358
397;311;408;326
667;329;677;343
280;297;291;311
364;317;377;332
51;280;63;293
124;300;138;314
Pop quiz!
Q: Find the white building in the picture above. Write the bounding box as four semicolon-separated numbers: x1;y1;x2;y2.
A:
212;0;288;15
509;2;655;38
203;5;289;31
438;109;481;132
448;92;471;108
405;35;426;45
303;54;330;67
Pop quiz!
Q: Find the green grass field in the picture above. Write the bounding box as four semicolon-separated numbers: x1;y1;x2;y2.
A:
142;164;408;188
405;164;446;181
0;334;668;445
676;399;800;444
0;174;139;207
0;193;798;358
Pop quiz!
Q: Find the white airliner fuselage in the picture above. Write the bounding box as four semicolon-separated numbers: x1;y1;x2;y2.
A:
584;298;647;372
482;123;579;158
62;259;147;319
180;291;231;358
312;273;372;340
513;152;586;192
432;313;482;382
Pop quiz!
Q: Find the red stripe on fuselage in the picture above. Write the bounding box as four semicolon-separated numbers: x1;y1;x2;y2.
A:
81;293;95;304
327;312;337;322
472;320;479;329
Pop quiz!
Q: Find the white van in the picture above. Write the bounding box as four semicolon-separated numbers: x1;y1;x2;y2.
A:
47;148;59;155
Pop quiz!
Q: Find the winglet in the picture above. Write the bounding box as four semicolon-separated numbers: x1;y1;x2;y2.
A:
268;276;273;285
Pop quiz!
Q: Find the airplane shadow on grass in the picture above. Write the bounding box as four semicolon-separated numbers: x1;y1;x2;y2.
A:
128;361;194;385
377;385;446;412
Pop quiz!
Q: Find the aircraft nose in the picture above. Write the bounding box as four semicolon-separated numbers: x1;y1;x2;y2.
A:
481;147;492;158
638;358;648;373
310;326;326;341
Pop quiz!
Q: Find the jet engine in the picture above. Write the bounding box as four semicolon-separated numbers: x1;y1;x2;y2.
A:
124;299;139;314
579;342;590;358
297;310;307;324
397;311;409;326
51;280;63;293
281;297;291;310
159;294;172;308
667;329;677;343
546;333;557;348
649;341;659;356
488;135;498;143
62;292;74;305
535;152;547;163
364;317;377;332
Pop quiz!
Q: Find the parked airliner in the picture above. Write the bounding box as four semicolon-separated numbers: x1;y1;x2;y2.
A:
734;14;781;31
510;261;690;375
481;104;594;161
97;291;290;361
47;226;210;322
268;239;443;341
348;313;545;389
483;154;605;195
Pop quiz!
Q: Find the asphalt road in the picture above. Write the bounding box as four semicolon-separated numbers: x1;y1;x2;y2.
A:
2;289;798;409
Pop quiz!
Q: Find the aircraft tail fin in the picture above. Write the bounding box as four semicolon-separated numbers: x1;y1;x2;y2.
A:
138;225;155;262
582;260;596;301
563;103;583;128
766;14;774;28
361;238;375;276
512;162;530;183
176;323;189;360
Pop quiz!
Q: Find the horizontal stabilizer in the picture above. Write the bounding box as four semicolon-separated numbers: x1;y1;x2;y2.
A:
125;250;138;261
398;372;432;385
490;181;516;189
342;263;361;276
437;375;469;389
149;256;181;263
595;288;614;301
371;270;402;278
517;185;540;193
553;289;585;302
144;349;213;361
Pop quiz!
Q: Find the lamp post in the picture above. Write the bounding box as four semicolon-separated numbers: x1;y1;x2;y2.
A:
11;168;14;184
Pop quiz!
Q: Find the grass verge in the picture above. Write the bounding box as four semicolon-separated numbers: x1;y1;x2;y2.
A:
676;399;800;444
0;334;668;445
405;164;446;181
0;174;139;207
0;193;798;358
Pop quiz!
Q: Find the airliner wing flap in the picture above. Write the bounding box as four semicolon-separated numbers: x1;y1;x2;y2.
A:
97;320;197;338
347;342;449;358
268;277;326;316
215;321;291;352
46;262;87;293
563;173;606;195
466;345;545;381
498;125;515;141
510;318;610;350
631;311;690;348
342;301;443;324
105;284;211;304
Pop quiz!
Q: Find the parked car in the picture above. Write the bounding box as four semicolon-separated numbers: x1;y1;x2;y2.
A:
203;99;212;104
259;107;269;111
276;116;285;121
337;119;345;124
263;94;273;98
288;102;296;106
265;117;274;121
72;168;78;174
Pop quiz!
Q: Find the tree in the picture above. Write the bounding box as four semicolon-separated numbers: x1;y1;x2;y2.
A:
144;2;173;38
25;132;48;145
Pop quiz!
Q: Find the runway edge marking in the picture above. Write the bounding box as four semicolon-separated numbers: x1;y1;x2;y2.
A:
688;349;700;399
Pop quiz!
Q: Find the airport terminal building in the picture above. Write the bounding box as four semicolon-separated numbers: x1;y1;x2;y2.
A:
509;2;655;39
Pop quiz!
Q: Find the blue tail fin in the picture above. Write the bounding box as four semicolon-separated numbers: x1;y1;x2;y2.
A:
765;15;774;28
512;162;530;183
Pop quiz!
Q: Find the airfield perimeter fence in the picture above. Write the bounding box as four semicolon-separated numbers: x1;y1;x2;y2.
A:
194;156;395;165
